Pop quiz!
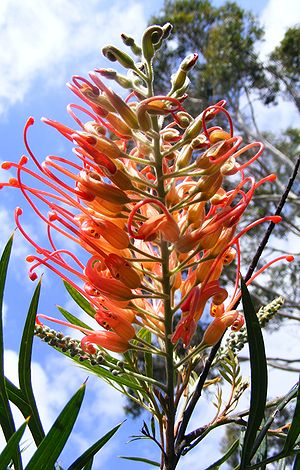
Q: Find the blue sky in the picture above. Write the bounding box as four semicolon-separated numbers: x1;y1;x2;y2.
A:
0;0;299;468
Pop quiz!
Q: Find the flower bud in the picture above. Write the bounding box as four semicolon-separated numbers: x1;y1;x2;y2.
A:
201;311;243;347
97;68;133;89
121;33;142;55
105;254;141;289
102;45;136;69
142;25;164;62
171;53;198;92
78;171;131;205
81;331;129;353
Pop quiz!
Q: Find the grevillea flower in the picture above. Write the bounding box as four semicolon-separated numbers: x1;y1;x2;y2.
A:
1;24;293;356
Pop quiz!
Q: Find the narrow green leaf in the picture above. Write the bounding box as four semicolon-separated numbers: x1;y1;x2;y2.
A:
143;330;153;378
252;382;298;456
219;370;233;384
63;281;96;317
151;416;156;440
0;419;28;468
83;459;93;470
0;235;22;470
67;422;123;470
240;278;268;467
57;305;93;331
5;378;31;417
293;453;300;470
46;344;144;391
220;362;234;376
18;281;45;446
282;378;300;453
25;383;86;470
120;456;160;467
254;416;267;469
204;438;239;469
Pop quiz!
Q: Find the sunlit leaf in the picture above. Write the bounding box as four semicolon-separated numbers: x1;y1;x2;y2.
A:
5;378;31;418
120;456;160;466
282;378;300;453
18;280;45;446
0;235;22;470
240;278;267;467
293;453;300;470
63;281;96;317
67;422;123;469
57;305;93;331
204;438;239;469
25;383;86;469
0;419;28;468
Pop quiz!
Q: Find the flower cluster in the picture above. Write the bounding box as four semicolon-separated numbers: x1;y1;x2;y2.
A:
1;24;289;356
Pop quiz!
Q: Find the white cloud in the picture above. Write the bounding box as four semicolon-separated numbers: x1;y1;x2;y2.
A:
0;0;147;113
259;0;300;59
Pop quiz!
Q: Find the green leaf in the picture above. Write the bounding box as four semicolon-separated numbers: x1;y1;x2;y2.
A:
0;235;22;470
120;456;160;467
219;370;233;384
57;305;93;331
46;343;144;391
67;422;123;470
63;281;96;317
204;438;239;469
18;280;45;446
25;383;86;470
282;378;300;453
293;453;300;470
0;419;28;468
143;330;153;378
83;459;93;470
5;378;31;418
240;278;268;468
252;381;298;456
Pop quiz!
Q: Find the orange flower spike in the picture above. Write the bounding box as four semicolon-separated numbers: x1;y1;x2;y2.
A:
196;258;219;283
210;303;225;318
187;201;205;228
209;129;232;143
89;71;139;130
95;310;135;340
75;215;130;250
201;311;244;347
84;256;134;301
172;283;228;347
103;160;135;191
128;199;180;243
76;131;124;159
104;253;142;289
81;331;129;353
77;170;131;205
85;196;125;217
171;314;197;348
98;219;130;249
175;224;222;253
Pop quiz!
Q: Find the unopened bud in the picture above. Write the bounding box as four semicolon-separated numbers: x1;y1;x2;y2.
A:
97;68;133;89
171;53;198;92
121;33;142;55
142;25;164;62
102;45;136;70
